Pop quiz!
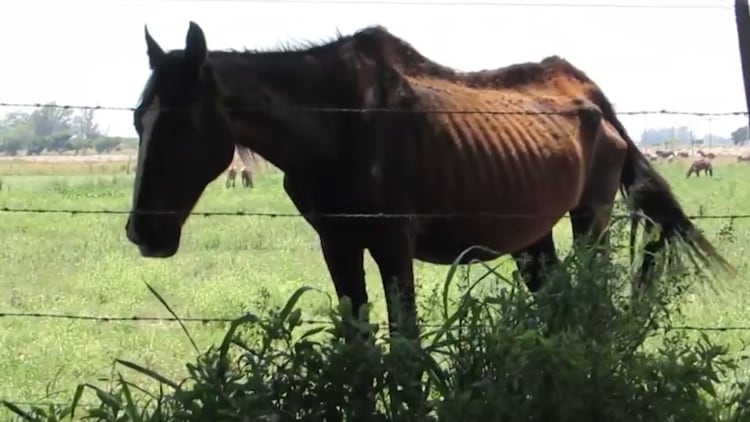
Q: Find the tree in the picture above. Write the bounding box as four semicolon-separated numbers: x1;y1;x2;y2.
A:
730;126;748;145
72;109;99;139
70;109;101;153
0;113;33;155
27;103;73;139
94;137;121;153
1;111;30;127
0;104;127;156
0;124;33;156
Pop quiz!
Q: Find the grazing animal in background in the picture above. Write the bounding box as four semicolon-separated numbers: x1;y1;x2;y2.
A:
235;145;258;188
224;146;259;189
125;22;734;344
645;152;658;162
737;154;750;162
225;164;238;188
677;151;690;158
686;158;713;178
697;150;716;160
240;167;253;188
654;149;675;159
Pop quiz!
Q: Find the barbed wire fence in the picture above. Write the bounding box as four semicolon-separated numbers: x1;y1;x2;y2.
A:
3;164;749;410
0;101;749;116
3;0;750;410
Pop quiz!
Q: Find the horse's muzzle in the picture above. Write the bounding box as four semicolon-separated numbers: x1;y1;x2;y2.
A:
125;215;181;258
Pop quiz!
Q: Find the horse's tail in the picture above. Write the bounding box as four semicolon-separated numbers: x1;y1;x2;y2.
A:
587;89;734;285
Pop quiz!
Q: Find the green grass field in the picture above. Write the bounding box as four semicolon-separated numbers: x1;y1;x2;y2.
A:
0;158;749;414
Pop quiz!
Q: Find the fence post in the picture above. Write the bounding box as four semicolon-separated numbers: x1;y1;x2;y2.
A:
735;0;750;129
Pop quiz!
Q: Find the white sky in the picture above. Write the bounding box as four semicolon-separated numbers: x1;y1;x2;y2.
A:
0;0;746;140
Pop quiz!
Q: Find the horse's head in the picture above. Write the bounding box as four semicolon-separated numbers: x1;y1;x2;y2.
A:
126;21;235;258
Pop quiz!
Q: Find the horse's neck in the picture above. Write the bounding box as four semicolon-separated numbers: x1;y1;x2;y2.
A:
212;54;345;172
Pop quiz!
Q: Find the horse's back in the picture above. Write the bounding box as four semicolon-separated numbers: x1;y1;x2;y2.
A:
378;76;600;259
398;76;590;210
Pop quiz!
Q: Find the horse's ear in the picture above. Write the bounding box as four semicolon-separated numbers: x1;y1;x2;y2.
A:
144;25;165;70
185;21;207;68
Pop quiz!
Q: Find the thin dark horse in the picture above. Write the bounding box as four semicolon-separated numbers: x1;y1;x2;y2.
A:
125;23;733;342
686;158;713;178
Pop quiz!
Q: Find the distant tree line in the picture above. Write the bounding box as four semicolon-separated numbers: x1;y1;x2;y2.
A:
2;103;748;154
730;126;749;146
0;103;137;156
639;125;748;147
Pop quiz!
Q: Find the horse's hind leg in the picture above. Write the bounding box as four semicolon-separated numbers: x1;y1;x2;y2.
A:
572;124;628;265
570;203;614;264
512;233;562;293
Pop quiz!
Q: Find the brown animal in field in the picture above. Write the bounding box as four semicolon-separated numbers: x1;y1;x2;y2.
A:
235;145;258;188
654;149;675;159
126;23;734;349
645;152;658;162
240;167;253;188
224;146;259;189
677;151;690;158
697;150;716;160
686;158;713;178
225;164;237;188
737;154;750;163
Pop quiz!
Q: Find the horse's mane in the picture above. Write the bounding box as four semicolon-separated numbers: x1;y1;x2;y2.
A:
205;25;598;91
347;26;598;90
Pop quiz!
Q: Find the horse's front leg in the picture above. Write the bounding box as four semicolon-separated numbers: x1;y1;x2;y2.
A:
368;222;428;416
367;223;419;340
319;231;369;339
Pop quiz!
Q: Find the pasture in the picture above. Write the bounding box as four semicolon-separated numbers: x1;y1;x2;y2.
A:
1;153;750;417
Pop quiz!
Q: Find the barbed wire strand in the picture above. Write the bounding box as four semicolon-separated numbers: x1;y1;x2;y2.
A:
1;400;95;408
1;400;98;410
0;102;747;117
127;0;735;9
0;311;746;332
0;207;748;220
